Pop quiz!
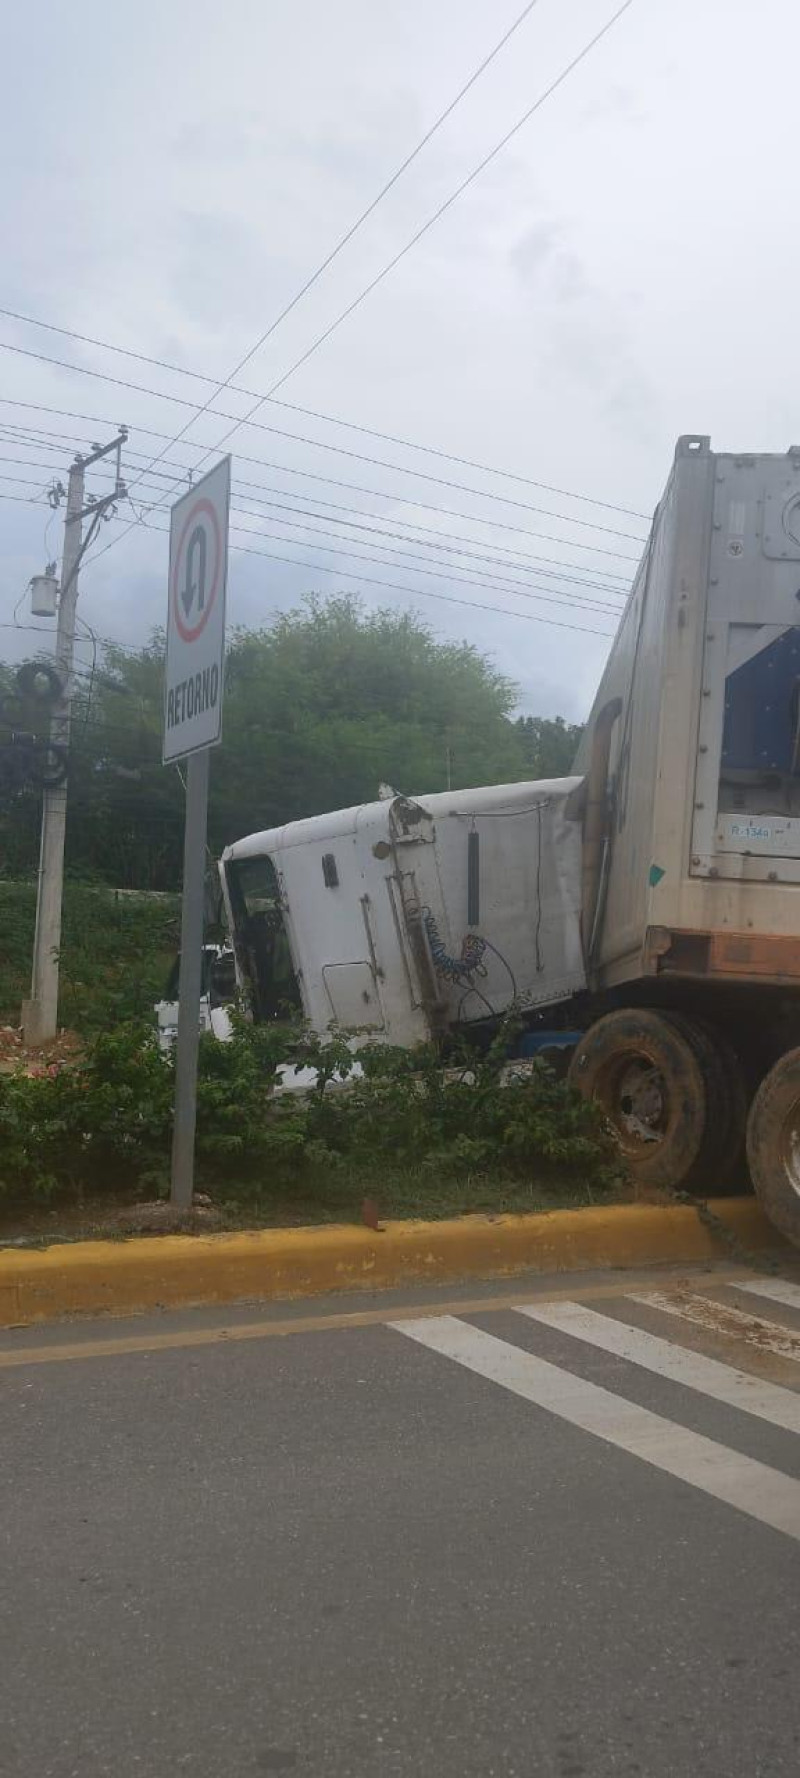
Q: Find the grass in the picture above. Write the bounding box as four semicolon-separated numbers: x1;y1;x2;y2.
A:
0;879;180;1037
219;1162;617;1225
0;1162;622;1246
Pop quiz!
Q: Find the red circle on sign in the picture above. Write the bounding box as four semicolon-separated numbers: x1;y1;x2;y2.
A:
171;498;222;643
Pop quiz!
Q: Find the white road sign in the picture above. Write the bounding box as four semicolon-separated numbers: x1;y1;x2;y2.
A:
163;456;231;763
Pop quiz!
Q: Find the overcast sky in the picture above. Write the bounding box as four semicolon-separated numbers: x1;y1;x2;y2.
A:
0;0;794;721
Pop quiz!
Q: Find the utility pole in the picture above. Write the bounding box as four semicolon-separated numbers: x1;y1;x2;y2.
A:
22;433;127;1044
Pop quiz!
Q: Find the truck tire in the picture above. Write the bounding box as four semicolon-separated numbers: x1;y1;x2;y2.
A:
746;1049;800;1248
661;1011;748;1189
567;1009;714;1191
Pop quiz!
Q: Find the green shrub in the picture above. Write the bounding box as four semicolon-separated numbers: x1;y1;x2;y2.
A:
0;1018;617;1208
0;1024;173;1199
296;1027;615;1188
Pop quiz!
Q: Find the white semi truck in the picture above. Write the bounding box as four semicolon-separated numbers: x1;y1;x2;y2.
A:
219;437;800;1248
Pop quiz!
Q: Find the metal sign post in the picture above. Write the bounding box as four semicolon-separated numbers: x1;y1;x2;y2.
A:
164;457;231;1209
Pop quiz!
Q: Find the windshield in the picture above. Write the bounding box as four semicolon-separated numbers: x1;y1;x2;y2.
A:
224;854;302;1021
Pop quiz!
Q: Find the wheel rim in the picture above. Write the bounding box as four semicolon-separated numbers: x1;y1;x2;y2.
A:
778;1100;800;1204
593;1051;671;1157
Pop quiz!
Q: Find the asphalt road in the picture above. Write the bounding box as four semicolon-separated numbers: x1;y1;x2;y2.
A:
2;1264;800;1778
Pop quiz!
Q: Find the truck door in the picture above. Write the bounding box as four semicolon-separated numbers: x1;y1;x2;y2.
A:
223;853;302;1021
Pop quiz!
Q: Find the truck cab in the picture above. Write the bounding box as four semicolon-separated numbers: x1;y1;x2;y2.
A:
219;780;586;1049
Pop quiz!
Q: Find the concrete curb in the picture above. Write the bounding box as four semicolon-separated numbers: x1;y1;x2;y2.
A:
0;1197;783;1328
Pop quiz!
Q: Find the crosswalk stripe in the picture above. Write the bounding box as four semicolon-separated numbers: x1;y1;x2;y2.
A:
514;1300;800;1434
628;1291;800;1362
392;1316;800;1541
735;1278;800;1314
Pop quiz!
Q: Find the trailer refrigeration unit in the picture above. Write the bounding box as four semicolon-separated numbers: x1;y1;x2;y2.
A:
219;438;800;1249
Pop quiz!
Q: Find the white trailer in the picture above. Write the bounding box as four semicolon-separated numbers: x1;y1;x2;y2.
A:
570;434;800;1243
218;436;800;1247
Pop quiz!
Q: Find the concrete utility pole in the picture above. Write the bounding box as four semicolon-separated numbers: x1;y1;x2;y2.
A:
22;434;127;1044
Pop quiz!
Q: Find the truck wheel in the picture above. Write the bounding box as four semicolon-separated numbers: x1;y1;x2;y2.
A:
661;1011;748;1189
746;1049;800;1248
567;1009;712;1191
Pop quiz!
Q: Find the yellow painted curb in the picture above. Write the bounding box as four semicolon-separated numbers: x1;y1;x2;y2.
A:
0;1197;782;1328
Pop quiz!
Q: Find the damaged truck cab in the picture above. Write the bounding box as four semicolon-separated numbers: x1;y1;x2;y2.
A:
220;780;586;1049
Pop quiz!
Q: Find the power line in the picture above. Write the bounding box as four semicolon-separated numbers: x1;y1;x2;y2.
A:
0;476;637;647
0;432;637;576
220;506;625;614
0;452;66;474
114;2;550;496
168;0;636;495
226;536;619;639
0;398;643;563
0;418;84;444
0;471;62;491
0;338;646;541
0;435;632;587
119;508;618;639
0;478;51;503
125;487;628;608
0;443;631;590
0;622;111;656
0;305;648;520
113;485;624;614
97;479;622;618
3;480;620;645
43;460;627;601
142;465;627;587
0;453;68;475
223;505;627;598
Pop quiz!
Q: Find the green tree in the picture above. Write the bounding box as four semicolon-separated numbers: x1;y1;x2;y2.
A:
514;714;583;779
66;639;184;889
211;597;527;844
2;598;584;890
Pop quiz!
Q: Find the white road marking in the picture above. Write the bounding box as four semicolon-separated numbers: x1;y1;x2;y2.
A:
629;1291;800;1362
514;1300;800;1435
392;1316;800;1541
735;1278;800;1315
